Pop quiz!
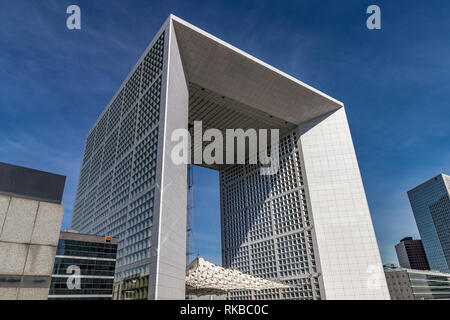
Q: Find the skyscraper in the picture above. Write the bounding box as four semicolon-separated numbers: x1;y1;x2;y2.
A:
395;237;429;270
71;15;389;300
408;174;450;273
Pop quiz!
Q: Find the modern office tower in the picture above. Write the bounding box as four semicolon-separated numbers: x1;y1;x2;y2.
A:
70;15;389;300
395;237;430;270
0;162;65;300
385;268;450;300
408;174;450;273
48;230;117;300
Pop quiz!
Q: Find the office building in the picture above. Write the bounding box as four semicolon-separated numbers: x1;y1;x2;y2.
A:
383;264;398;271
70;15;389;300
408;174;450;273
113;272;149;300
385;268;450;300
48;230;118;300
395;237;429;270
0;162;65;300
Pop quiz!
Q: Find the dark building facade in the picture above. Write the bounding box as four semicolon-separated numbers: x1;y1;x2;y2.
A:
48;230;118;300
395;237;430;271
113;273;149;300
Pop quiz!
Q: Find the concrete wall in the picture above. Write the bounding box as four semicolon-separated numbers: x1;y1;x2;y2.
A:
298;108;390;300
0;195;64;300
384;270;413;300
149;19;188;299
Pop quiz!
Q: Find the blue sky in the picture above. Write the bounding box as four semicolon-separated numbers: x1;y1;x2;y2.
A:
0;0;449;266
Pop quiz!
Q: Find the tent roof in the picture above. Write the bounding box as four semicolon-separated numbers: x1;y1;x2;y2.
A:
185;256;291;296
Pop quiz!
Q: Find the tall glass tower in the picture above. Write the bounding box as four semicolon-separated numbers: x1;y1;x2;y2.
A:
71;15;389;300
408;174;450;273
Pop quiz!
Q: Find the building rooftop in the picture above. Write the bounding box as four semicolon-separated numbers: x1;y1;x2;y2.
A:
385;267;450;277
60;230;118;245
0;162;66;204
407;173;450;194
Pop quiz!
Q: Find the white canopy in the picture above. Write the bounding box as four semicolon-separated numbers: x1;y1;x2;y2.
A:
185;256;291;296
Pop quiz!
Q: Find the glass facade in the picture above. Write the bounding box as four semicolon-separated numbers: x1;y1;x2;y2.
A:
49;277;115;298
70;32;165;299
48;235;118;300
56;239;118;260
113;274;149;300
408;174;450;273
221;131;321;300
